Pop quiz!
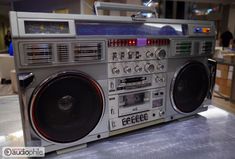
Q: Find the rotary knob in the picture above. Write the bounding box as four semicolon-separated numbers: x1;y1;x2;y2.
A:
112;67;120;75
135;65;142;73
124;66;132;74
157;64;165;71
159;110;165;117
155;76;165;83
144;63;155;73
155;76;161;82
155;49;166;60
146;51;154;58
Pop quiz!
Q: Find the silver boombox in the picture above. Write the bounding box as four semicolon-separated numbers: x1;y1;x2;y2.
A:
10;7;216;153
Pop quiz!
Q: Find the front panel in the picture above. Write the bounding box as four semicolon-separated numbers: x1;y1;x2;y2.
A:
10;11;216;153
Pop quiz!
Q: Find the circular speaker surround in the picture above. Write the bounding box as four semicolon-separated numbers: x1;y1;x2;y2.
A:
29;71;104;144
171;61;209;114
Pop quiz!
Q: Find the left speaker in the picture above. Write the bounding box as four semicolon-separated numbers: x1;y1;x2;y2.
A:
13;39;109;153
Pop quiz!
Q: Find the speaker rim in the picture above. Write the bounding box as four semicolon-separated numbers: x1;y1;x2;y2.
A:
170;61;210;114
29;70;105;144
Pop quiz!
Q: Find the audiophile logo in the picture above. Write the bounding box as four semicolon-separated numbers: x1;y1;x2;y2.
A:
2;147;45;158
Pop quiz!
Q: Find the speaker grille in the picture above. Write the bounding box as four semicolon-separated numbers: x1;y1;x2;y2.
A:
174;41;192;56
23;43;53;65
73;42;102;61
201;41;213;55
57;44;69;62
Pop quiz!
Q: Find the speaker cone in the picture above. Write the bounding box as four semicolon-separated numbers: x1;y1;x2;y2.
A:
171;61;209;113
30;71;104;143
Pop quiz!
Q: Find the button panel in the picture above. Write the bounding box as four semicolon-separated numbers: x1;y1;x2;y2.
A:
108;38;169;131
108;47;168;62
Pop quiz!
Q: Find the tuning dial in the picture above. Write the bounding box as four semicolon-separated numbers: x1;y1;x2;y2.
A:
112;67;120;75
155;49;166;60
146;51;154;58
155;76;165;83
159;110;165;117
135;65;142;73
124;66;131;74
145;63;155;73
157;64;164;71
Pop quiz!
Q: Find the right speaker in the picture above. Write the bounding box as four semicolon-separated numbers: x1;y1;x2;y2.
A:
165;40;216;121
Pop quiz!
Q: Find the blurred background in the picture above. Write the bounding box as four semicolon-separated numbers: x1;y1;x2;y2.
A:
0;0;235;52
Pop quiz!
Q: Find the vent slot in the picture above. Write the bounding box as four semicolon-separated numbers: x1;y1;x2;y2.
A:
57;44;69;62
175;42;192;55
73;42;102;61
201;41;213;54
23;43;53;65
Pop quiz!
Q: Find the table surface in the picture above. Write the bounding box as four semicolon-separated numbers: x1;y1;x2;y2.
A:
0;95;235;159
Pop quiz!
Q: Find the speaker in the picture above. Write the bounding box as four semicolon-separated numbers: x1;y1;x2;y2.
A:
165;40;216;121
13;39;109;153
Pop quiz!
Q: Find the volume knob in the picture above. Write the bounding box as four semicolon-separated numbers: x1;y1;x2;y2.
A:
157;64;164;71
156;49;166;60
112;67;120;75
146;51;154;58
135;65;142;73
124;66;131;74
145;63;155;73
155;76;165;83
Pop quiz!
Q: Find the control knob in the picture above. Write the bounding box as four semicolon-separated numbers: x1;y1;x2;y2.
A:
145;63;155;73
135;65;142;73
157;63;165;71
146;51;154;58
112;67;120;75
155;49;166;60
159;110;165;117
124;66;132;74
155;76;165;83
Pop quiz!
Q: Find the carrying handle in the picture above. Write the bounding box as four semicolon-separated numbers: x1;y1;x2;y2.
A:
93;1;157;19
207;59;217;99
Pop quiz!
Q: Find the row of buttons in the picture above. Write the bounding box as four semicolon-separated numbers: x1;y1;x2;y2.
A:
122;113;148;126
110;49;166;61
112;51;141;61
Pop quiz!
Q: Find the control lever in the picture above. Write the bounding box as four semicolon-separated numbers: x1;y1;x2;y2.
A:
18;72;34;89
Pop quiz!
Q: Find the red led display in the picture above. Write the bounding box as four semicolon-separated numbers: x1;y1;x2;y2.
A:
108;39;170;47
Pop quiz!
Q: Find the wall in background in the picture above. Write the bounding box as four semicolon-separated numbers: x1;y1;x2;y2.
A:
228;4;235;36
0;4;11;51
80;0;95;15
0;19;9;51
13;0;81;14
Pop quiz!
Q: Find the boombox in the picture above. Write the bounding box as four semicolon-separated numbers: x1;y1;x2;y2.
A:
10;11;216;153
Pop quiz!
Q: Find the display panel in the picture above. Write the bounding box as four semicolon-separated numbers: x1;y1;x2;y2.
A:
76;22;185;36
24;21;69;34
